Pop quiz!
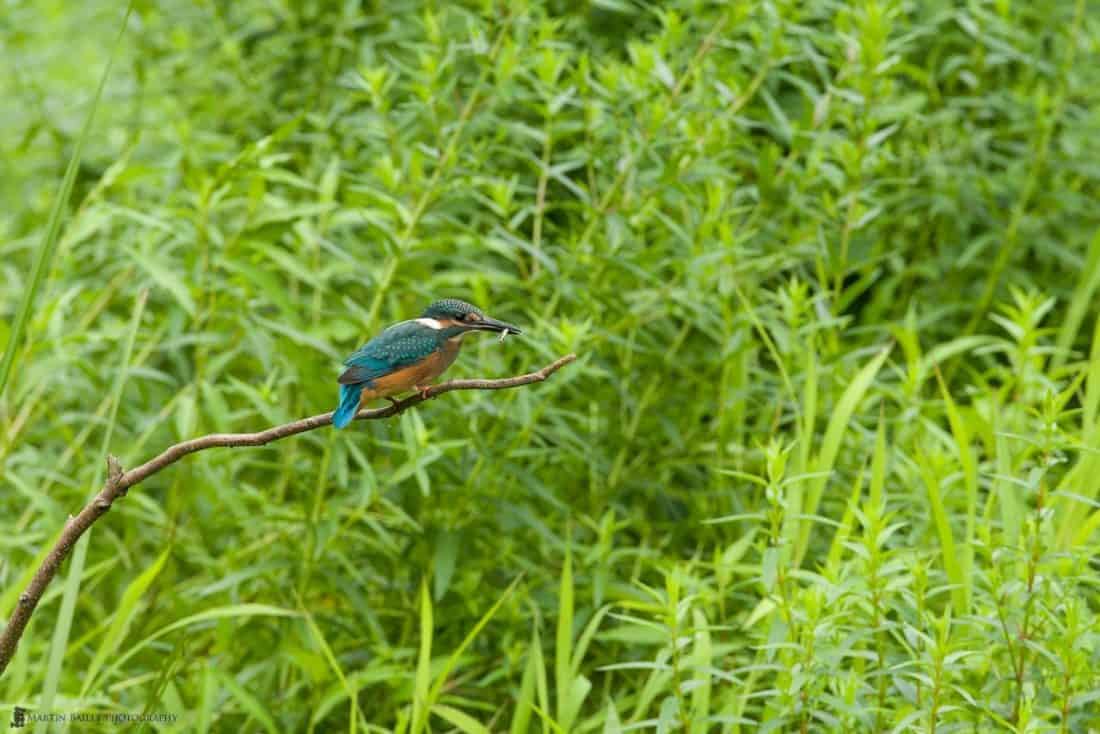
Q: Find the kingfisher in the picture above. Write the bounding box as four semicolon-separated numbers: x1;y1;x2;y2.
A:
332;299;523;429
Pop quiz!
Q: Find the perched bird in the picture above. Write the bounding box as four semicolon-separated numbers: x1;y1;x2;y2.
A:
332;299;522;429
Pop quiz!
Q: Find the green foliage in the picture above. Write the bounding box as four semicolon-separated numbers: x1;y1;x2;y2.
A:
3;0;1100;730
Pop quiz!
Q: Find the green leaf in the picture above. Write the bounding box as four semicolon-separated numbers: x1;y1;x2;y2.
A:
796;344;892;565
428;576;521;705
510;626;541;734
217;671;282;734
432;704;490;734
936;369;977;612
301;596;364;732
411;581;433;734
126;244;197;317
916;450;965;615
689;608;712;734
79;547;171;698
602;700;623;734
95;604;300;688
433;531;460;601
555;548;575;728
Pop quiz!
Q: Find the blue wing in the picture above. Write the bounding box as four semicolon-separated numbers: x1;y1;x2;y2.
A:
337;320;438;386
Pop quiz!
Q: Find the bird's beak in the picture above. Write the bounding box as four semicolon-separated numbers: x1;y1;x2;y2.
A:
470;315;523;335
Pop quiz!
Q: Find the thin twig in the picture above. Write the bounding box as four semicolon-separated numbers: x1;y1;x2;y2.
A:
0;353;577;676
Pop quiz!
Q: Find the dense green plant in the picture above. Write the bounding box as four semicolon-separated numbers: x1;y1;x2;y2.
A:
2;0;1099;730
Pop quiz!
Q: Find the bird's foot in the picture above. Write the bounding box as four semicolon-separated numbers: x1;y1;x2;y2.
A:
414;384;433;400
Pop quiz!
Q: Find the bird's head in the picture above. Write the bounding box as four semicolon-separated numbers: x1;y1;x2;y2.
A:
420;299;523;337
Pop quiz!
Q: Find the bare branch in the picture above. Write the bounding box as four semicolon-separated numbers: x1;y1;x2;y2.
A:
0;353;576;676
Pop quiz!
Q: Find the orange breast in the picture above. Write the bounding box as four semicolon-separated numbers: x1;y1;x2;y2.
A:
359;340;462;402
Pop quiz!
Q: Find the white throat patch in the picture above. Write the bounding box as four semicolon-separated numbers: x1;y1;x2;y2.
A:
416;318;444;330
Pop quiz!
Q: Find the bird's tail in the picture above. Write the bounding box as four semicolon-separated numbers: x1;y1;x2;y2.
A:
333;383;363;429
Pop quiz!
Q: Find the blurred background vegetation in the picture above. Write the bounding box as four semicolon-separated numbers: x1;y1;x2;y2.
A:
3;0;1100;730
